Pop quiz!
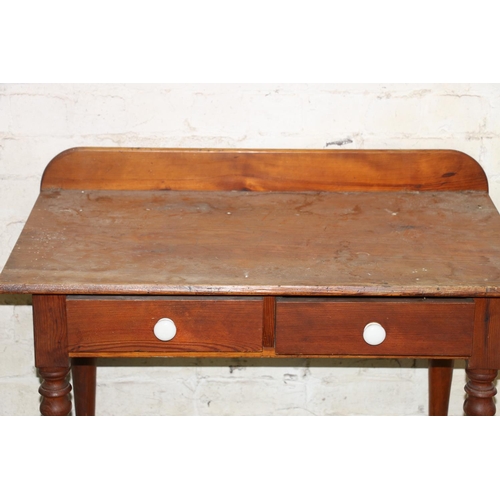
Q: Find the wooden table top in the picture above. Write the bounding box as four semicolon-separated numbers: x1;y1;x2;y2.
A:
1;188;500;297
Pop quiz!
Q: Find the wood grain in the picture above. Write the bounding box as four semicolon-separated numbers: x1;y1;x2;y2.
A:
275;298;474;356
32;295;69;367
66;297;263;354
263;297;276;348
2;190;500;296
41;148;488;192
71;358;96;416
68;351;465;359
468;298;500;369
38;367;72;416
428;359;454;416
464;368;498;416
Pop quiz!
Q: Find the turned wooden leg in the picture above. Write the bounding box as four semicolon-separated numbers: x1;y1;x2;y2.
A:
39;367;72;416
429;359;454;416
72;358;97;416
33;295;72;415
464;369;498;416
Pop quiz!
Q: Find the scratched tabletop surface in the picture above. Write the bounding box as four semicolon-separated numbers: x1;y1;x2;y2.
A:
1;189;500;296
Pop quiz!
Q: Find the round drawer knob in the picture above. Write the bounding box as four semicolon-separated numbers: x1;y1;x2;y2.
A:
363;322;386;346
153;318;177;341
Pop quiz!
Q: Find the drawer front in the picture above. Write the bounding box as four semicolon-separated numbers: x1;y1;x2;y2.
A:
275;298;474;356
67;297;263;354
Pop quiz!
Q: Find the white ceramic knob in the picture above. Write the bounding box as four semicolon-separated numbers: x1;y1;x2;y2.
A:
363;322;386;346
153;318;177;341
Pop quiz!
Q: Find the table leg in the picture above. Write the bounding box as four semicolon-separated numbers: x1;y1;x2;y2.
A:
38;367;72;416
33;295;72;416
72;358;97;416
463;369;498;416
428;359;454;416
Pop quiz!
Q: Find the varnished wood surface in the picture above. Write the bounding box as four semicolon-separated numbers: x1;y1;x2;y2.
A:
66;297;263;353
275;298;474;356
68;351;466;359
41;148;488;192
464;369;498;416
38;367;72;416
1;189;500;296
429;360;454;416
71;358;96;416
263;297;276;348
32;295;69;368
469;299;500;369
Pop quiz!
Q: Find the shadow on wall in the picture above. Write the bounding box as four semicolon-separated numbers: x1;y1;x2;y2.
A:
92;356;462;371
0;293;32;306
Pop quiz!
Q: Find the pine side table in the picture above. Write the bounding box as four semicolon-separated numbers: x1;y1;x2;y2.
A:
1;148;499;416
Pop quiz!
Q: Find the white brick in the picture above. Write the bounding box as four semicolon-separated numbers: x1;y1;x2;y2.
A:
301;91;369;144
488;176;500;211
0;378;40;415
95;377;197;416
0;137;76;178
0;94;10;133
67;93;128;136
483;92;500;134
9;94;68;136
194;376;308;416
0;305;15;340
0;179;40;268
423;94;486;135
0;339;35;378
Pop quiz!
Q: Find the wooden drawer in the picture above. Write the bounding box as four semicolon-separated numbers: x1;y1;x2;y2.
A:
67;296;263;354
275;298;474;357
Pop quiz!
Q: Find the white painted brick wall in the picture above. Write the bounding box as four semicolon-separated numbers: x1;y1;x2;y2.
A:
1;83;499;415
